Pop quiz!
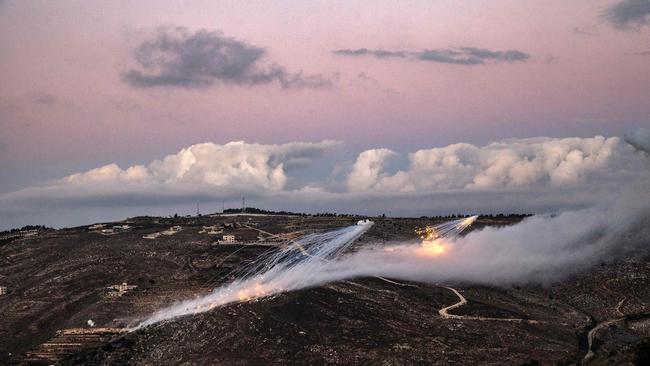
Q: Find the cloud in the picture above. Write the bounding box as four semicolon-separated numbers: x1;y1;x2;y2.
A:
333;48;406;59
417;47;530;65
0;135;648;230
603;0;650;30
333;47;530;65
123;26;334;89
624;127;650;154
347;136;636;192
65;140;340;191
347;148;396;192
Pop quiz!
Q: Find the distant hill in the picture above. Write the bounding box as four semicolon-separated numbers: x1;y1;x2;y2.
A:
223;207;308;216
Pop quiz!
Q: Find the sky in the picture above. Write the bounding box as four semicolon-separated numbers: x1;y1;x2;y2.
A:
1;0;649;229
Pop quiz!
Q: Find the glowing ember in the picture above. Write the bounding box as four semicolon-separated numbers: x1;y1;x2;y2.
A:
416;226;440;242
415;216;478;257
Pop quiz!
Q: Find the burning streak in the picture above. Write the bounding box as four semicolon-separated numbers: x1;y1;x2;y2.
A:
133;220;375;329
133;217;478;330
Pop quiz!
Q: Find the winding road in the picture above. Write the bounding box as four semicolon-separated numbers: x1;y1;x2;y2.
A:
582;316;625;363
582;279;630;364
438;286;539;323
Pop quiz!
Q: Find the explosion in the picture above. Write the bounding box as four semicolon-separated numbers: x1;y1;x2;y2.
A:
415;216;478;257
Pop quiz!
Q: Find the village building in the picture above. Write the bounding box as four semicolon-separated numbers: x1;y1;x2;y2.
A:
106;282;137;297
220;234;236;244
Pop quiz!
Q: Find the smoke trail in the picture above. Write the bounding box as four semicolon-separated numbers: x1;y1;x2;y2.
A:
133;220;374;329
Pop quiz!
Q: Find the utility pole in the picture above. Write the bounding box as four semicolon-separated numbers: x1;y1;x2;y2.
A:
222;200;225;213
242;196;246;213
196;202;200;216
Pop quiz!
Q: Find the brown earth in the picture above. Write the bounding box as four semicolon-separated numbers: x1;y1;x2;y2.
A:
1;215;648;365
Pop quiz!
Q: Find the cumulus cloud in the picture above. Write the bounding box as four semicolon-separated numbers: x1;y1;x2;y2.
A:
347;148;396;192
624;127;650;154
123;26;334;89
603;0;650;30
64;140;339;191
347;136;632;192
333;47;530;65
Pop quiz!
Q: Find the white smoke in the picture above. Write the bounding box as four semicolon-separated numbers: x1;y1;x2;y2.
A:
330;183;650;285
256;189;648;291
134;220;374;329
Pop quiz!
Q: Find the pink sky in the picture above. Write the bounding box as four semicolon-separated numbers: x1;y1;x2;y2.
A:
1;0;649;192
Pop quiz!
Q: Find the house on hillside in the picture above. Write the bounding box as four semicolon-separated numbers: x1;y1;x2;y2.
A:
106;282;137;297
220;235;236;244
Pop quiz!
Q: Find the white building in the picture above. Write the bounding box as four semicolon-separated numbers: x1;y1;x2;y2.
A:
221;235;236;244
162;226;182;235
106;282;137;296
0;286;7;295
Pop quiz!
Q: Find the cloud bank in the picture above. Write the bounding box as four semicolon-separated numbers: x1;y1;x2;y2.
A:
0;133;648;230
333;47;530;65
123;26;334;89
604;0;650;30
66;140;339;191
347;136;628;192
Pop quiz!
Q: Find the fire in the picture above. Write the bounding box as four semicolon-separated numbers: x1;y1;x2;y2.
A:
237;282;272;302
412;216;477;257
420;239;449;257
416;225;449;256
416;226;439;242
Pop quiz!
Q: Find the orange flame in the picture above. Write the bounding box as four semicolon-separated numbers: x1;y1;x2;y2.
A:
237;282;272;302
419;239;449;257
416;226;450;257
